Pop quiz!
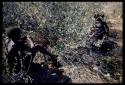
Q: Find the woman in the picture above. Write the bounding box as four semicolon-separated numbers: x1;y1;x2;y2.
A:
7;27;61;74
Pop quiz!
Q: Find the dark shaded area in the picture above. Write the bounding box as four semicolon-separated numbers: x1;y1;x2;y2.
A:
28;63;71;83
91;40;118;56
1;63;71;83
108;28;122;39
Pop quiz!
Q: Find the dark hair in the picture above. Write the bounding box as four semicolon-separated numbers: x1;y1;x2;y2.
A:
7;27;22;42
94;13;104;20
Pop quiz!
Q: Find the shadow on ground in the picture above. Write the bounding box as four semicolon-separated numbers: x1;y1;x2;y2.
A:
1;62;72;83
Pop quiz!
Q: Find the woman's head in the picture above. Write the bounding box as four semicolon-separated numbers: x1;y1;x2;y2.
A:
7;27;22;42
94;13;104;21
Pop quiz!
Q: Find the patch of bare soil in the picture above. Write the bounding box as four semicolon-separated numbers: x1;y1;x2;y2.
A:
61;65;105;83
